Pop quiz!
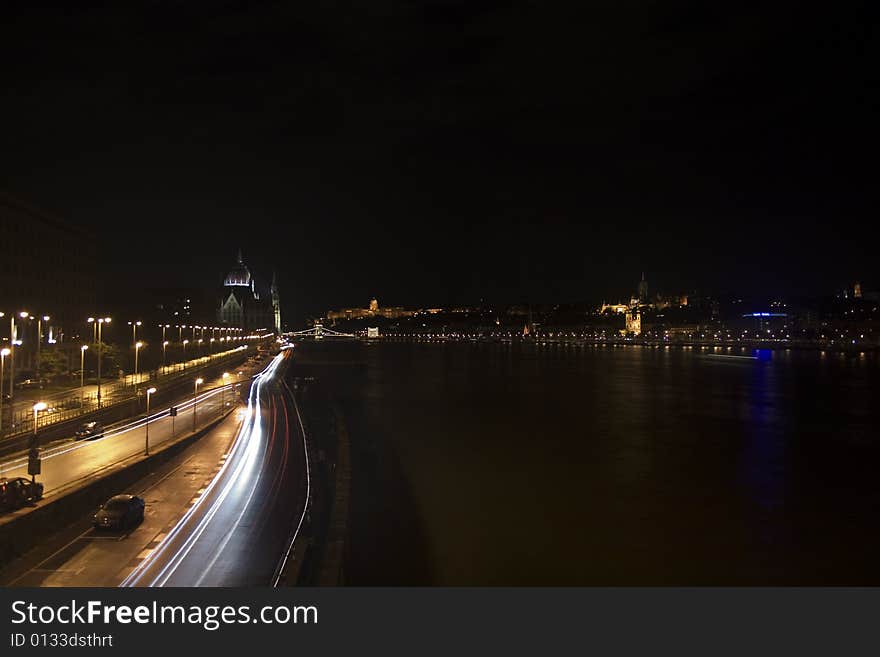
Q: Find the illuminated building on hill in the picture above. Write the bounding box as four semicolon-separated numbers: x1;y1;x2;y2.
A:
326;298;415;322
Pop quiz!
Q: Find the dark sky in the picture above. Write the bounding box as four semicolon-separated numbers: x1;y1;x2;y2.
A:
1;1;877;323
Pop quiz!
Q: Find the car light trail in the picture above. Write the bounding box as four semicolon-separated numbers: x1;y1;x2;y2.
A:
271;376;311;587
120;352;286;587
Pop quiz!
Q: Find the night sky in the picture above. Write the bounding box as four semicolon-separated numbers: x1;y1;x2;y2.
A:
1;2;876;323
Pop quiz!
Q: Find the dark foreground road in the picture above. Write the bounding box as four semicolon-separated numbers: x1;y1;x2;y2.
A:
1;350;308;587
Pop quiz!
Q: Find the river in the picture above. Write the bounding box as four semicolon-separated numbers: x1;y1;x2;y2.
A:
291;340;880;585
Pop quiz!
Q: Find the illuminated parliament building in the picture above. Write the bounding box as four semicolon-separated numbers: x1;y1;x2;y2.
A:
217;250;281;333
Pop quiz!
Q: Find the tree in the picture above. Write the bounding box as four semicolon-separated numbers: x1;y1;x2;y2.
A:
90;341;120;376
38;348;69;382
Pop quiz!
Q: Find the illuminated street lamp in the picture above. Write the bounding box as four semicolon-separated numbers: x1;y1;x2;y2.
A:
145;387;157;455
222;372;230;406
36;315;49;380
0;347;9;434
193;377;204;431
88;317;112;406
182;339;189;367
80;345;88;407
162;340;169;369
31;401;47;481
128;320;142;348
134;341;144;386
9;311;28;409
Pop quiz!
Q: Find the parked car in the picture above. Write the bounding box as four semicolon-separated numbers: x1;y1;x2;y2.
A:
0;477;44;511
93;494;145;530
75;421;104;440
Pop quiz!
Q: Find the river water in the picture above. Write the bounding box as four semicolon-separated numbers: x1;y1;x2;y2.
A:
292;341;880;585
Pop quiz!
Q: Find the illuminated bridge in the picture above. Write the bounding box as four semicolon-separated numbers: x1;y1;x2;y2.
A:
286;324;357;339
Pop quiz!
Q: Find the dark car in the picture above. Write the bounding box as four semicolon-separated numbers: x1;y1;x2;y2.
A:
75;421;104;440
0;477;44;511
93;494;145;530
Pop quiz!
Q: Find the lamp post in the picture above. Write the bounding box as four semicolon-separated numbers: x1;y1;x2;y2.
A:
36;315;49;381
32;402;46;432
10;311;28;410
80;345;88;408
88;317;111;407
197;338;203;356
134;341;143;386
182;339;189;368
32;401;47;482
128;320;142;348
222;372;230;407
193;377;203;431
0;347;9;435
162;341;169;370
145;387;157;455
210;337;215;354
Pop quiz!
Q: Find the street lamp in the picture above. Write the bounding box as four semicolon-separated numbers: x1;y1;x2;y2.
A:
162;340;169;369
134;341;144;385
128;320;142;348
222;372;230;407
32;402;47;482
0;347;9;434
80;345;88;407
9;311;28;410
145;387;157;455
193;377;204;431
36;315;49;381
182;339;189;368
88;317;111;406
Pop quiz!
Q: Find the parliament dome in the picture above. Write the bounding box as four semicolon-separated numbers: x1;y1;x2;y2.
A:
224;250;252;287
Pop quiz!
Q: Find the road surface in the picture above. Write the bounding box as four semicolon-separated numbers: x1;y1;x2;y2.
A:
1;348;310;587
123;348;308;586
0;371;243;497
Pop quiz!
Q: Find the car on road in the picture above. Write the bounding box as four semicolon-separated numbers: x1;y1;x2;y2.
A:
93;494;145;530
0;477;44;511
75;421;104;440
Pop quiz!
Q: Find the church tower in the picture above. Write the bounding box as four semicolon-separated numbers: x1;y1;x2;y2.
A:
637;272;649;305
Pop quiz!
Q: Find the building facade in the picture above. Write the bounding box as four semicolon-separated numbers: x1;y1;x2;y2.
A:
217;250;281;333
0;192;97;335
326;298;415;322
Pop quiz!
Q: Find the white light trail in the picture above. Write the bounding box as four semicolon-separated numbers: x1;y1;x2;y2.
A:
121;352;285;587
